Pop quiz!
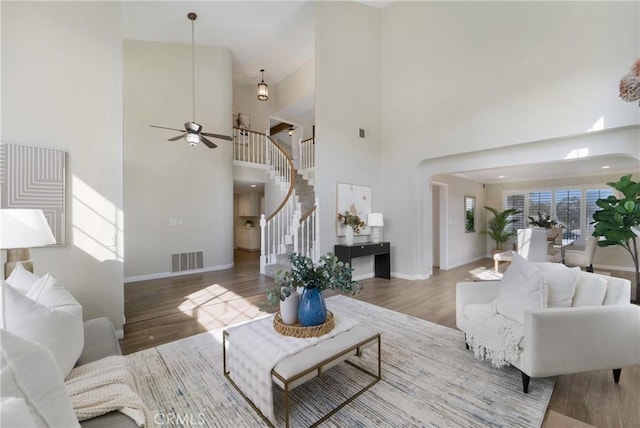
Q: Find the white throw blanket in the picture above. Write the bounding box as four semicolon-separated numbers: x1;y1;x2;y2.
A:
464;301;524;368
225;308;361;425
65;355;152;427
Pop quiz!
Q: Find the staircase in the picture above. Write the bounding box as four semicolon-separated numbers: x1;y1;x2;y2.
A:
233;128;317;277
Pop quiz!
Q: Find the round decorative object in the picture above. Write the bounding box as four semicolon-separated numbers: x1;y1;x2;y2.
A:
345;226;354;246
297;287;327;327
273;311;334;338
279;291;299;325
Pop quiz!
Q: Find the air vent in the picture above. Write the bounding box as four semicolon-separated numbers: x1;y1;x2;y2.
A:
171;251;204;272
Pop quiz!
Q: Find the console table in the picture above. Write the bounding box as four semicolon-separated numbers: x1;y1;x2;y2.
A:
334;242;390;280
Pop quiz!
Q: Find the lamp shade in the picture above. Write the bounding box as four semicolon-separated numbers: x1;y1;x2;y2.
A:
367;213;384;227
0;209;56;249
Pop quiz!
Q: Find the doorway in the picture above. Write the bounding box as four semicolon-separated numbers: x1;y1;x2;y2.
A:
431;182;448;270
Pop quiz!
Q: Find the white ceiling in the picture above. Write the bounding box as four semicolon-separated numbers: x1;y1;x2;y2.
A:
453;154;640;184
121;1;315;86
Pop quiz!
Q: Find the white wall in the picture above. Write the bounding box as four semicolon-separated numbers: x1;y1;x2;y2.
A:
124;40;233;279
315;2;383;278
233;84;277;134
433;175;487;270
378;1;640;278
1;2;125;330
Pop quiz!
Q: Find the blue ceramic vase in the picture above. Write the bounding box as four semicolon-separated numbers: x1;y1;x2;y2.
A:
297;287;327;327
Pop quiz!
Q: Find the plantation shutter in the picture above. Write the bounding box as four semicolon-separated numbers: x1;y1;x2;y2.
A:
585;188;614;236
555;189;582;240
505;193;525;233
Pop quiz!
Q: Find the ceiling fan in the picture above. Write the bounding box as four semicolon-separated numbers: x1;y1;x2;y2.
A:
150;12;232;149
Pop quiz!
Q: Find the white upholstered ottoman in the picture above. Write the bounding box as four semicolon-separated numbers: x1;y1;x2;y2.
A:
223;324;381;427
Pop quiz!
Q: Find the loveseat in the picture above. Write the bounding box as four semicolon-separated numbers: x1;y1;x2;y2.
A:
1;263;142;427
77;318;138;428
456;254;640;392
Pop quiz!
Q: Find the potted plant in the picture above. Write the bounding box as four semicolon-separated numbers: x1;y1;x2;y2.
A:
527;213;560;229
266;252;362;326
337;210;366;245
592;174;640;303
480;206;523;252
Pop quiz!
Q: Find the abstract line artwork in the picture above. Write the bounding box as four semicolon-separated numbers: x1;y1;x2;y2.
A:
0;143;66;245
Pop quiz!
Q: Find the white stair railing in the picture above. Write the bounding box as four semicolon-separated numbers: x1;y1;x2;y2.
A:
299;137;315;170
235;128;316;274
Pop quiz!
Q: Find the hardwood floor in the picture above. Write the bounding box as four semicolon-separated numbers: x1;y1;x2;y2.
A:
121;250;639;428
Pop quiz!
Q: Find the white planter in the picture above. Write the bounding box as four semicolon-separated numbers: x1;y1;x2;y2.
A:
280;291;299;325
345;226;354;246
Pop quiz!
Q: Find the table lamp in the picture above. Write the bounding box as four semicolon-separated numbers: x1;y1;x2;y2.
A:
0;209;56;278
368;213;384;243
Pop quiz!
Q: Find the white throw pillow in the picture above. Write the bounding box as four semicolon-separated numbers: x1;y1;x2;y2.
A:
1;280;83;379
572;274;608;306
531;262;580;307
497;254;547;324
5;262;39;294
0;329;80;428
0;397;39;427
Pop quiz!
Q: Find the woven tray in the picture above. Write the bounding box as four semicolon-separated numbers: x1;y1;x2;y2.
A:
273;310;335;338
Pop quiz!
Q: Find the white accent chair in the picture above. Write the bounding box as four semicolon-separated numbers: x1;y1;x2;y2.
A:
563;236;597;272
493;228;559;271
457;270;640;393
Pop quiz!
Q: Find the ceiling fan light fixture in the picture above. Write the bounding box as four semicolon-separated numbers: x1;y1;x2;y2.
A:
186;133;200;146
257;69;269;101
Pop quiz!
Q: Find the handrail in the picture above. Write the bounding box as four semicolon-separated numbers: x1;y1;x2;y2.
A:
264;134;296;222
299;204;316;223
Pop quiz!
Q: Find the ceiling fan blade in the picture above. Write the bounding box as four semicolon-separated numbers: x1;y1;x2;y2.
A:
168;134;187;141
150;125;186;132
201;132;233;141
200;136;218;149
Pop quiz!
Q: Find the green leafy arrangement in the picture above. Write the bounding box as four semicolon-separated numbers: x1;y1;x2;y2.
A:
337;210;366;234
480;206;523;250
527;213;562;229
265;252;362;310
592;174;640;299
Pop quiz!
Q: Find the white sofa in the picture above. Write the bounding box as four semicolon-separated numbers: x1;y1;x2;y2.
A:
457;257;640;393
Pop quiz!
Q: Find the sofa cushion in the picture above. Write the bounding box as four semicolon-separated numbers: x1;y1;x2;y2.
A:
531;262;580;307
496;255;547;324
5;262;39;294
572;273;608;306
1;279;84;379
0;329;80;428
0;397;39;428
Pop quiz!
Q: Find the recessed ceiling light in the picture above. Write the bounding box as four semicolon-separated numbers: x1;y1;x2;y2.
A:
601;165;611;169
251;184;257;188
498;175;505;179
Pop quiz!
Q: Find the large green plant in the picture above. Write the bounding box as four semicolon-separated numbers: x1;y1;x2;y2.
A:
592;174;640;301
480;206;523;250
265;252;362;309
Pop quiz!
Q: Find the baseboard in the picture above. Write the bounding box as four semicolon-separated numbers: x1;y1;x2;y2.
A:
391;272;431;280
593;263;636;273
444;255;487;270
115;329;124;339
124;263;235;284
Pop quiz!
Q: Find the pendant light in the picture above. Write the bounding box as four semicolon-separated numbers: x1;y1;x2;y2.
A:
257;69;269;101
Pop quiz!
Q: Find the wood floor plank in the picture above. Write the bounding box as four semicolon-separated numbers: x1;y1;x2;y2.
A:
120;250;639;428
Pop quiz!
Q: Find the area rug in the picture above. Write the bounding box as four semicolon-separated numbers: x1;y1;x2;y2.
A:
126;295;555;427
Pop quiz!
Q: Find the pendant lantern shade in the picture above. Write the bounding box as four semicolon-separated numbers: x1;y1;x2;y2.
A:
257;69;269;101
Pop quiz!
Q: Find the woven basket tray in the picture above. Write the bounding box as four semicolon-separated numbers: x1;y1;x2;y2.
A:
273;311;335;338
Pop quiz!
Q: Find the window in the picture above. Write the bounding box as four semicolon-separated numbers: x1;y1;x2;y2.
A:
505;194;525;232
528;191;552;218
585;188;614;236
503;186;614;242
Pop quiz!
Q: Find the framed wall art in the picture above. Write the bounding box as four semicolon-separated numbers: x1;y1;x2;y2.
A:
0;143;66;245
336;182;371;236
